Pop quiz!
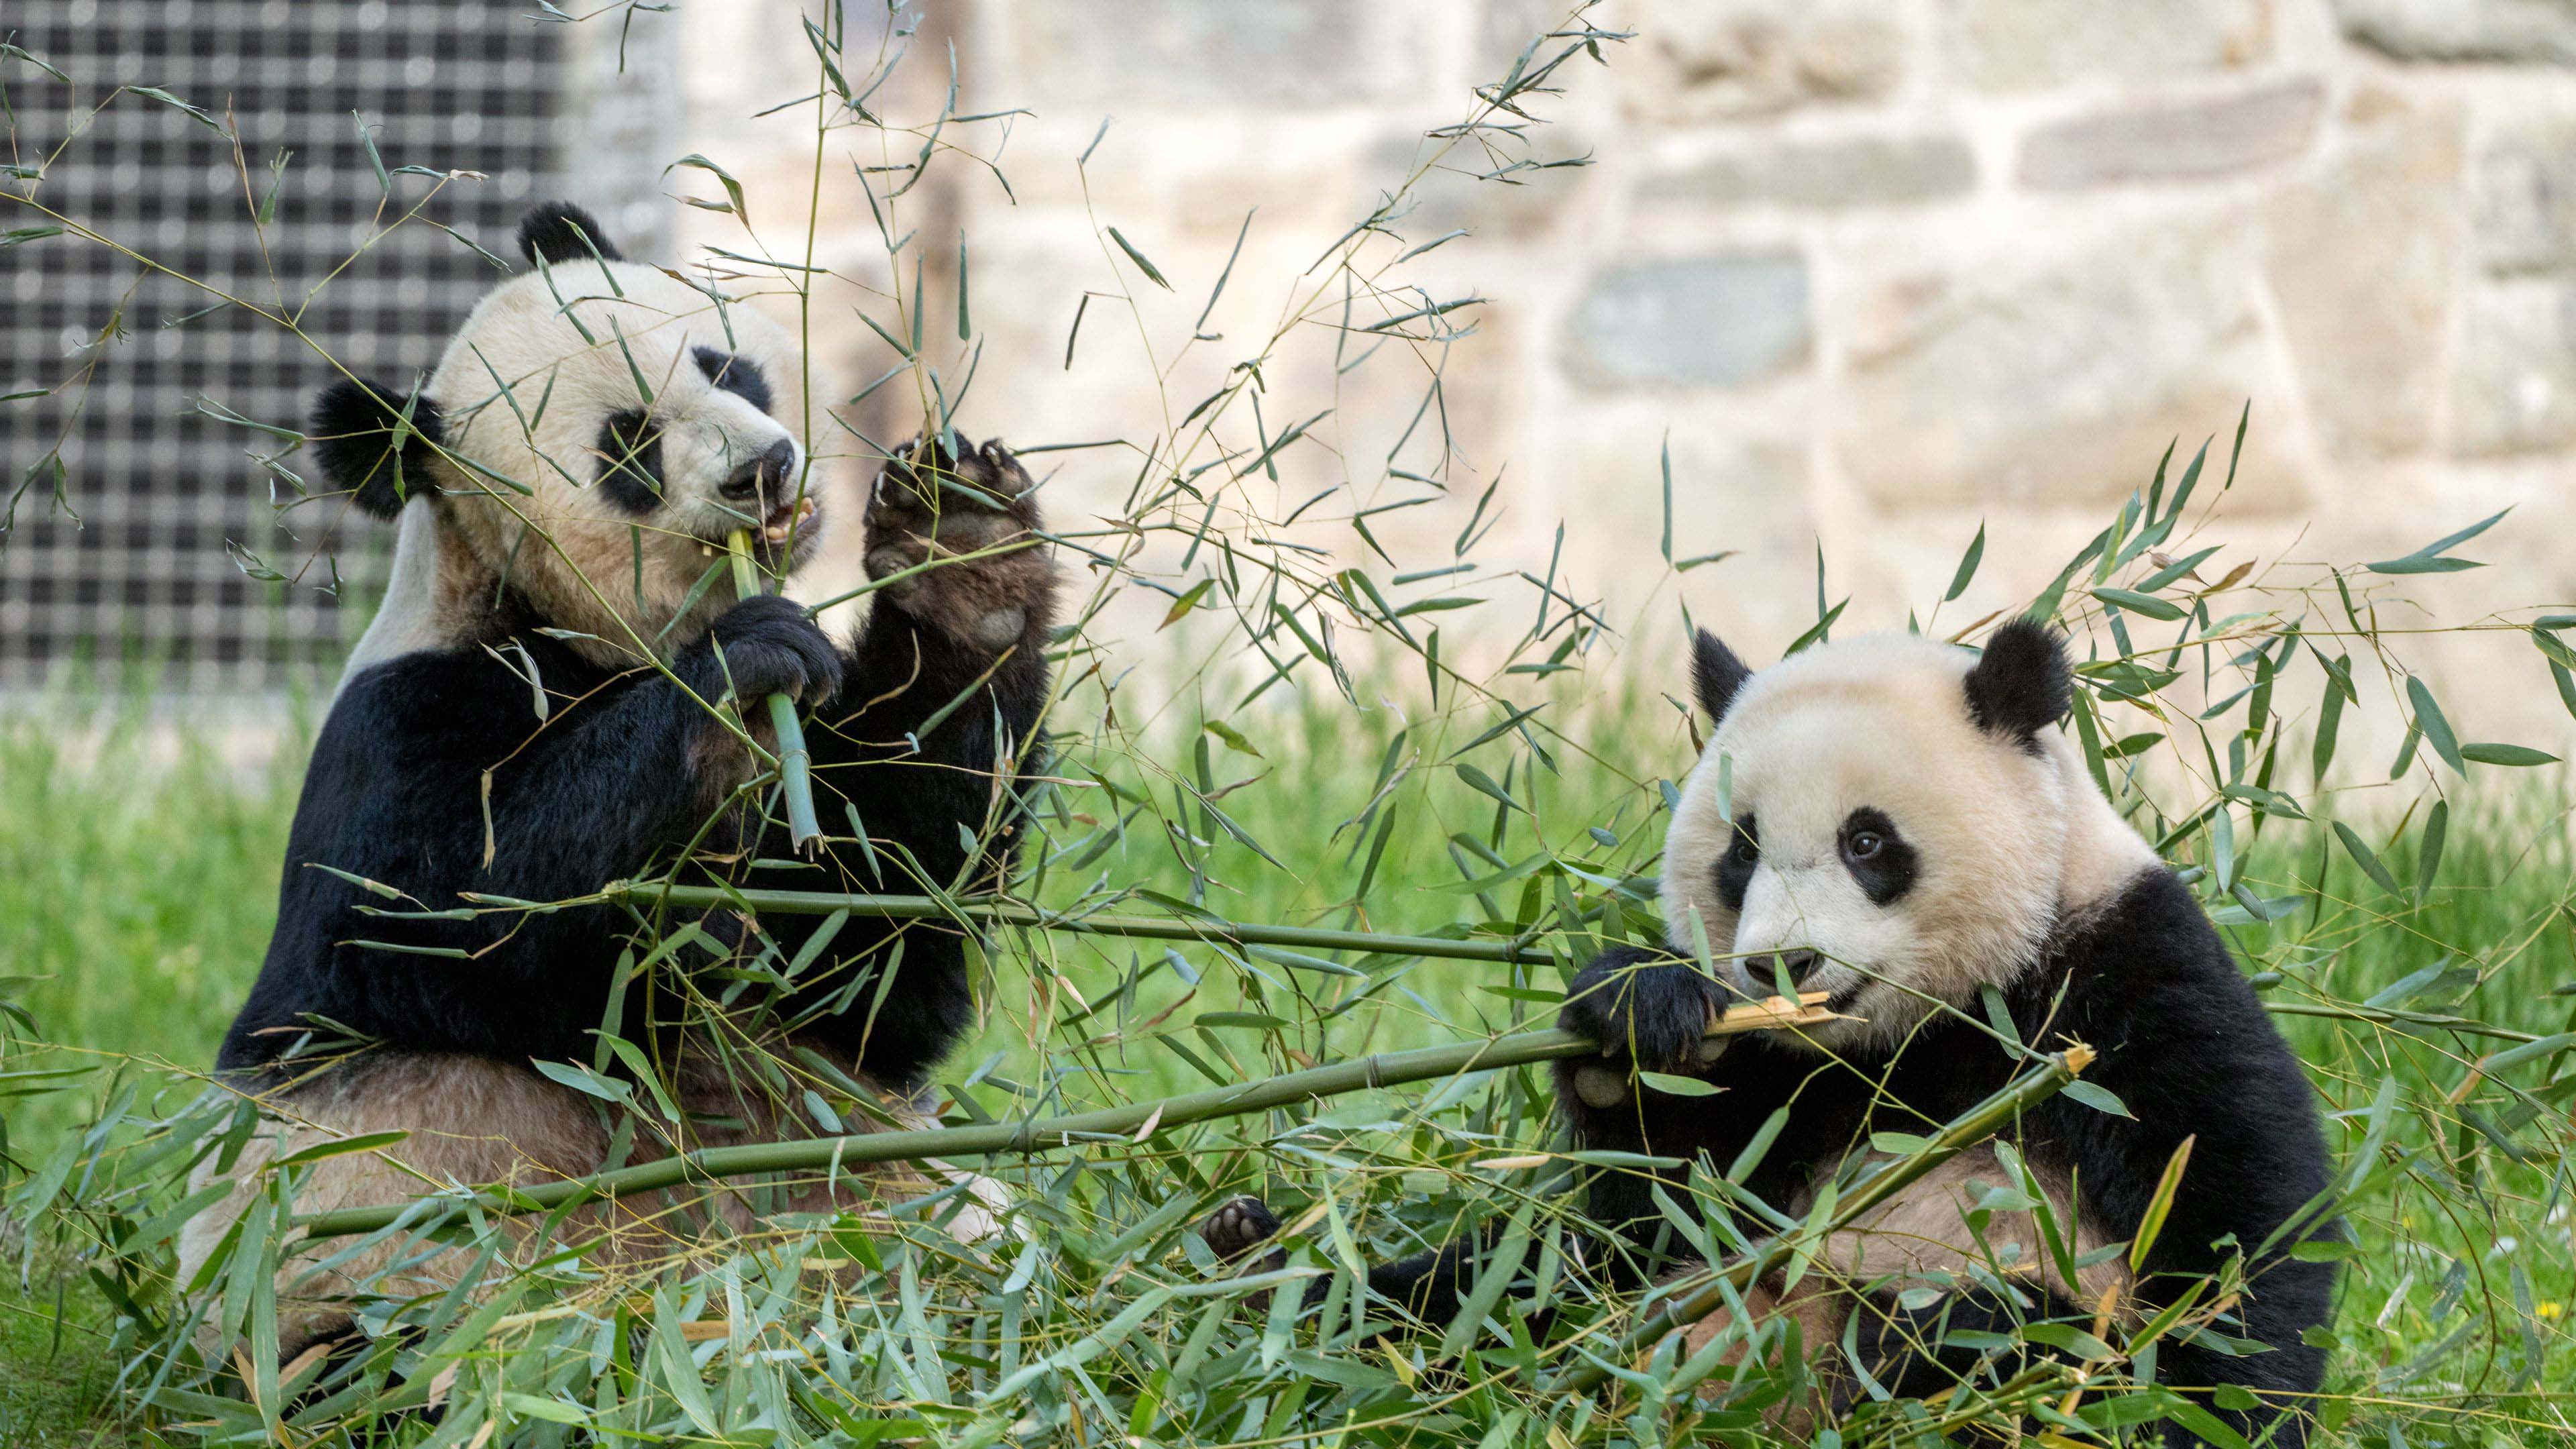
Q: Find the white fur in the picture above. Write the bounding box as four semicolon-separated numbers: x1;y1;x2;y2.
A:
1662;632;2154;1055
347;258;822;685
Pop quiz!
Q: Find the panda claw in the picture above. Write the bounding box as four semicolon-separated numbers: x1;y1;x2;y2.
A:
1201;1195;1284;1263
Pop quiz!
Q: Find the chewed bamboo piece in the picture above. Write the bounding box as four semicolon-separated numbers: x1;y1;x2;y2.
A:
724;529;822;852
293;993;1840;1241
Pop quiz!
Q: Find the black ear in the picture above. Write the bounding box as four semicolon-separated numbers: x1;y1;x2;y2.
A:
311;377;445;519
1691;629;1754;723
518;201;622;266
1964;618;2072;747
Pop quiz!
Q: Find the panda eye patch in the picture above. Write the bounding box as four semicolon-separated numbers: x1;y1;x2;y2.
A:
693;345;775;414
1713;814;1759;912
1837;808;1919;907
595;409;664;514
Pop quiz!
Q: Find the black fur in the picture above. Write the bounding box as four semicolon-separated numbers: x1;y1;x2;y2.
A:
1691;629;1753;722
1965;618;2072;749
1714;815;1758;912
1546;868;2336;1446
596;409;663;513
311;377;444;519
517;201;621;266
216;448;1053;1096
694;346;775;414
1316;868;2335;1444
1837;806;1917;906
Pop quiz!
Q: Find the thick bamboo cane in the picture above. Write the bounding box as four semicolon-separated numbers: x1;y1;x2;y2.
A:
724;529;822;852
292;993;1836;1240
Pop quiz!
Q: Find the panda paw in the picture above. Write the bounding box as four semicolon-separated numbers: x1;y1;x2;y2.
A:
1201;1195;1288;1274
690;594;843;705
865;435;1053;653
1558;948;1725;1103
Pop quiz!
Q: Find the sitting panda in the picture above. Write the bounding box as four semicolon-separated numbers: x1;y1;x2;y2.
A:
1209;621;2337;1446
181;202;1057;1357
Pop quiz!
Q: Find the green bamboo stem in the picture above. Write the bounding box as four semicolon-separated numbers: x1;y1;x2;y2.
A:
1548;1044;2092;1395
597;883;2530;1051
725;530;822;853
292;995;1835;1240
608;882;1558;965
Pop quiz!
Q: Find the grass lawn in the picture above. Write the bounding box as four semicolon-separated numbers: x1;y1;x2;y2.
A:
2;678;2571;1444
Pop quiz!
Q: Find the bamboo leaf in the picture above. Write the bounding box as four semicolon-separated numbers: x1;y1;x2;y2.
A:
2406;676;2465;772
2130;1134;2197;1273
2460;743;2560;767
2091;587;2187;621
1106;225;1173;289
663;153;750;226
1945;523;1986;602
2367;508;2510;574
2334;822;2406;899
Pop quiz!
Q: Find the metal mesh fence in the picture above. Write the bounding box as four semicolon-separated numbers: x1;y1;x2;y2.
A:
0;0;655;693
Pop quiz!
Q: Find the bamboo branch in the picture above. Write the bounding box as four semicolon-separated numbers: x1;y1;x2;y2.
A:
606;882;1561;965
293;994;1837;1240
1549;1043;2093;1395
726;530;822;852
595;884;2521;1052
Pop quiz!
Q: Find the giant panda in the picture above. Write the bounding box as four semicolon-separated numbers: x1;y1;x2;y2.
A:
1208;621;2337;1446
180;202;1057;1358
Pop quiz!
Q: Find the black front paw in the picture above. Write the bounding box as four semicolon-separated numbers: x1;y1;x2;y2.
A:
1558;948;1721;1106
689;594;843;704
865;435;1053;651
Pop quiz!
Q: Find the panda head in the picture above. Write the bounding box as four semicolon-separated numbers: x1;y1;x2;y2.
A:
309;201;820;659
1660;621;2153;1057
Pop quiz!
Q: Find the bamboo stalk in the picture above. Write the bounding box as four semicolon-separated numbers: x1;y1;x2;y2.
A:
293;994;1837;1240
725;530;822;853
607;882;1560;965
592;883;2526;1053
1549;1043;2092;1395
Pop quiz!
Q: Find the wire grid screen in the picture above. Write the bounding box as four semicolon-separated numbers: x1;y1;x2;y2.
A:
1;0;565;693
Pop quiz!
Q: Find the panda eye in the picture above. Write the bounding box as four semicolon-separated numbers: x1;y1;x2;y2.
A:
694;345;775;414
1729;833;1759;866
1845;830;1884;861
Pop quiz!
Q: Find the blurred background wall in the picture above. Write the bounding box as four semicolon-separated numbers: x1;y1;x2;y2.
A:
7;0;2573;742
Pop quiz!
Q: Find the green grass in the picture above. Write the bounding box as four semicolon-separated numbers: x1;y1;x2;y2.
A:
3;685;2573;1445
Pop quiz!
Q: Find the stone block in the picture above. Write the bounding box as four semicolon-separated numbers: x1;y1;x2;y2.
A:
1560;254;1812;390
1640;134;1978;209
2451;279;2576;455
1608;0;1904;121
2264;101;2465;458
1944;0;2273;91
991;0;1426;110
1833;223;2298;511
2473;109;2576;273
2334;0;2576;64
2019;79;2324;189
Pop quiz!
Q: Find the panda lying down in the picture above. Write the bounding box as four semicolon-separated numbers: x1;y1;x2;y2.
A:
1210;622;2338;1446
182;203;1057;1358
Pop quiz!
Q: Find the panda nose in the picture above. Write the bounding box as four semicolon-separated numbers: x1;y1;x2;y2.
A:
720;438;797;502
1758;949;1822;990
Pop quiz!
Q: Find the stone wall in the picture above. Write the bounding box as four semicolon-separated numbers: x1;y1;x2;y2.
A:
667;0;2576;745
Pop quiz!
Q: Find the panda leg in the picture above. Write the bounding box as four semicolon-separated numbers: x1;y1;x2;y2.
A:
663;1034;1012;1247
182;1053;614;1361
1194;1197;1523;1332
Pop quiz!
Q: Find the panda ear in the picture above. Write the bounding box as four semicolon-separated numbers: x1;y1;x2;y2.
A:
517;201;623;266
311;377;445;520
1691;629;1754;723
1964;618;2072;746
